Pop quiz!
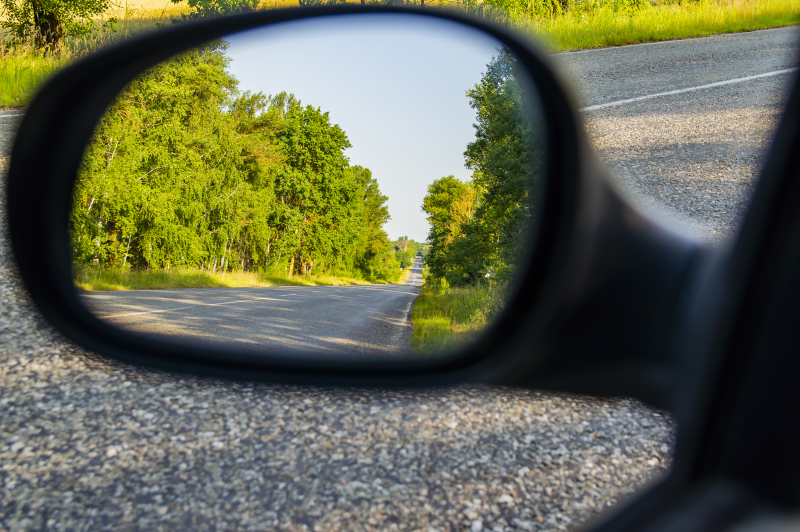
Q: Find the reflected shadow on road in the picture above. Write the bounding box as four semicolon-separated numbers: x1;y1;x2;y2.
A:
79;258;425;359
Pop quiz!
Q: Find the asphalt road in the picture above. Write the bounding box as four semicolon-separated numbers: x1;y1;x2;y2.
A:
79;258;423;357
2;27;798;532
556;25;800;241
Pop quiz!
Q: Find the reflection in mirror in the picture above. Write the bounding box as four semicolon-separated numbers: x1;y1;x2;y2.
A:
70;14;545;359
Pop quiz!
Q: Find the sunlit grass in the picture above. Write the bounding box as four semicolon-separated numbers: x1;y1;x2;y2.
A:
74;266;379;291
0;47;67;107
410;278;507;355
398;268;411;284
533;0;800;51
0;10;180;107
105;0;190;19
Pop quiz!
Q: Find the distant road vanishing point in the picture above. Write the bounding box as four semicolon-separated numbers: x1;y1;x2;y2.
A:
79;256;424;358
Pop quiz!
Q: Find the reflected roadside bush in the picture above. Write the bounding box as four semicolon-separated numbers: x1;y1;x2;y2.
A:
411;272;510;355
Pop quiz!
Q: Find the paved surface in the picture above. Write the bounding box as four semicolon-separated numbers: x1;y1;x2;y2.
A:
4;26;797;531
556;26;800;241
79;259;423;357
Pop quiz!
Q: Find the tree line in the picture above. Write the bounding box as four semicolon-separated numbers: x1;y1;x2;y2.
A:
71;42;401;283
422;50;539;289
393;236;428;269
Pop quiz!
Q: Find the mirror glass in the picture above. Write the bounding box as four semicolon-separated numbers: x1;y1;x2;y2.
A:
70;13;546;360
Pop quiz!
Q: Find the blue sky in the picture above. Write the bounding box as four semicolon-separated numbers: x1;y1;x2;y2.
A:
224;14;503;242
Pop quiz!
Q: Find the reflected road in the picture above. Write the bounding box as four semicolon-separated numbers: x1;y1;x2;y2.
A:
79;257;423;357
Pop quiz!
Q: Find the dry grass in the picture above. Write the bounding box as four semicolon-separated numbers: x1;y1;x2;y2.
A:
499;0;800;51
74;266;381;291
105;0;189;18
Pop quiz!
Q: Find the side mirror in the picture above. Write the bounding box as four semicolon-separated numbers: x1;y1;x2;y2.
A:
6;6;701;410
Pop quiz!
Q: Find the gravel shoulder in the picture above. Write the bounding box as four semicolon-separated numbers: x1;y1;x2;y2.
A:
583;99;783;241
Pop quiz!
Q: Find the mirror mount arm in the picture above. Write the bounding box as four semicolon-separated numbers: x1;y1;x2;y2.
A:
489;135;707;412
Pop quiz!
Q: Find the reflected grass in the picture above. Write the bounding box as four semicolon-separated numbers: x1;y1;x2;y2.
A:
74;266;385;291
411;278;508;355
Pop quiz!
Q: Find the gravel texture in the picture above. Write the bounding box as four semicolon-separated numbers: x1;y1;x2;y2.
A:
583;103;783;242
0;108;676;530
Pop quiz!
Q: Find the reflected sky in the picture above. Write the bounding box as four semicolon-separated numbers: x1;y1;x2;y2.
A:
224;14;503;241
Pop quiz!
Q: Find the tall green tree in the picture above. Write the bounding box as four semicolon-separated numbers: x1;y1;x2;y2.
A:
71;41;400;283
349;166;400;282
421;50;540;286
421;175;477;284
464;49;539;281
1;0;113;47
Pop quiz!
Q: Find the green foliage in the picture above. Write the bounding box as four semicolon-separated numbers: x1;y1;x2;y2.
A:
481;0;648;20
171;0;258;20
463;49;540;282
71;42;400;285
425;275;449;296
421;50;539;289
414;50;537;349
393;235;422;269
395;250;412;269
481;0;570;19
0;48;67;106
0;0;115;47
411;274;509;355
421;175;479;286
4;0;799;108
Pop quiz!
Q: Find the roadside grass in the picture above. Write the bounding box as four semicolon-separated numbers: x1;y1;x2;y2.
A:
0;7;185;108
1;0;798;107
0;47;68;108
398;268;411;284
74;266;380;291
105;0;190;19
410;278;508;355
529;0;800;51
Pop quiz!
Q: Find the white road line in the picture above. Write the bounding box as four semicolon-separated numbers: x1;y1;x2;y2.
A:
101;296;285;319
580;68;799;112
96;265;423;319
